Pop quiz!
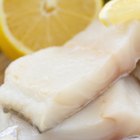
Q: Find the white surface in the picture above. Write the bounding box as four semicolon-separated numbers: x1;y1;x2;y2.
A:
0;126;17;140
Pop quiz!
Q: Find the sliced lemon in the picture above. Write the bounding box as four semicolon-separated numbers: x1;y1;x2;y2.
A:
99;0;140;26
0;0;102;59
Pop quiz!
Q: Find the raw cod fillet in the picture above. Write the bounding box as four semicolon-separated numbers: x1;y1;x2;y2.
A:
1;77;140;140
44;77;140;140
0;21;140;131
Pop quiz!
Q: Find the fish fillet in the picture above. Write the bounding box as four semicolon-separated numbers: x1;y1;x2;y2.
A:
45;77;140;140
2;76;140;140
0;21;140;131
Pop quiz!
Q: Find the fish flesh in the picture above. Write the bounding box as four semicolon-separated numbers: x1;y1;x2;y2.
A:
44;76;140;140
0;21;140;131
1;76;140;140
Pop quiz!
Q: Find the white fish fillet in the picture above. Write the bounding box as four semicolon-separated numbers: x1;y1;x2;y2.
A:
0;21;140;131
2;76;140;140
44;77;140;140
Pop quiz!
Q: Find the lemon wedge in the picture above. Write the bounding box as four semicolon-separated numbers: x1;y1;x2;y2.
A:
99;0;140;26
0;0;102;59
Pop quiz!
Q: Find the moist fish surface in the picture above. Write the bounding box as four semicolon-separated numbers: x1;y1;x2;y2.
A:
1;77;140;140
45;77;140;140
0;21;140;131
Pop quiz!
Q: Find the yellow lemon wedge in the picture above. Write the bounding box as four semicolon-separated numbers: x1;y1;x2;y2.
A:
0;0;102;59
99;0;140;26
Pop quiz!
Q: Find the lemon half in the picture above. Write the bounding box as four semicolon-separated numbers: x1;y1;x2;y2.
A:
0;0;102;59
99;0;140;26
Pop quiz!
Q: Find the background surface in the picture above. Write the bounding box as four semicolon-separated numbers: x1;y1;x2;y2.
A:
0;53;10;84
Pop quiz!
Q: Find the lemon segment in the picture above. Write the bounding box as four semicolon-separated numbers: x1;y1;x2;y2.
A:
99;0;140;26
0;0;103;59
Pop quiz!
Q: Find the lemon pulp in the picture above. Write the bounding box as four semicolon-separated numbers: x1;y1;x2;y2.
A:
0;0;102;59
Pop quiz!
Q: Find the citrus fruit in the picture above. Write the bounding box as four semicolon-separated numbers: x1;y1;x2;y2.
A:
0;0;102;59
99;0;140;26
